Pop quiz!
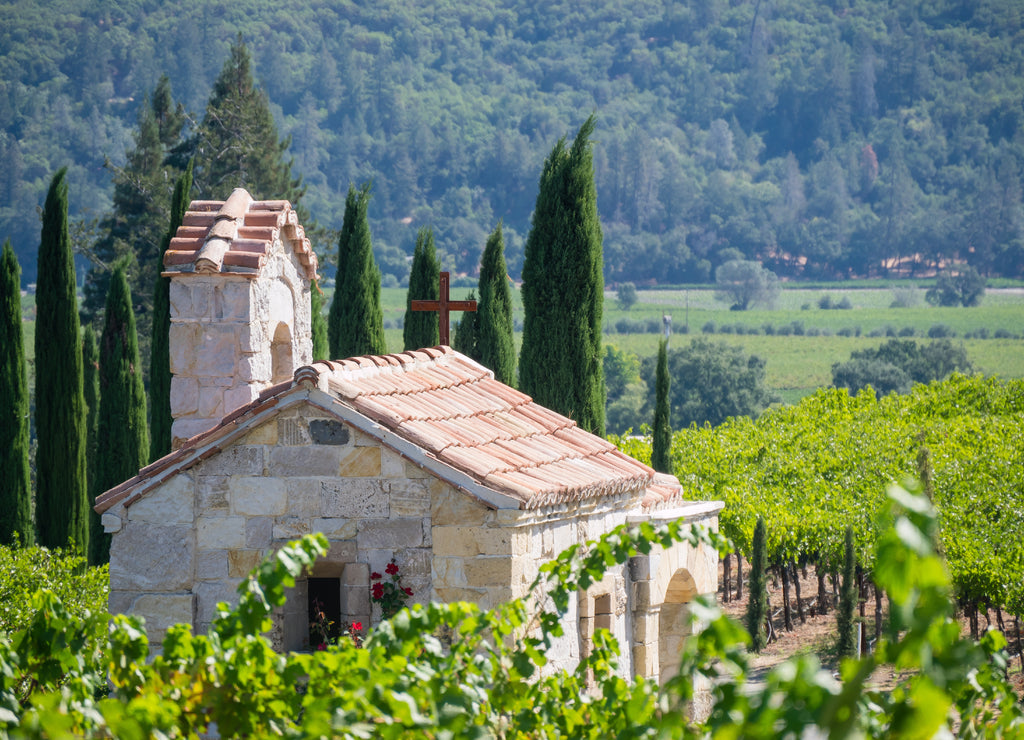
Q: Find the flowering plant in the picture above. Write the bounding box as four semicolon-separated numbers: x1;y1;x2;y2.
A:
370;559;413;620
309;599;364;650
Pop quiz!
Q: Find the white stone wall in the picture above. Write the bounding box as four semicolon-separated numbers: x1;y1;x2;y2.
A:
168;242;312;448
107;404;437;647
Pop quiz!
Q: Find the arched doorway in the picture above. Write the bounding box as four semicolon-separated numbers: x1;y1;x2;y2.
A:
658;568;697;684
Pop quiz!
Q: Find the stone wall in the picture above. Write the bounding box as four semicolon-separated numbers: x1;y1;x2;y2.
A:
106;403;437;647
168;242;311;447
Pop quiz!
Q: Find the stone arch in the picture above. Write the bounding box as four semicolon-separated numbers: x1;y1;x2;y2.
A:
271;322;293;383
658;567;697;683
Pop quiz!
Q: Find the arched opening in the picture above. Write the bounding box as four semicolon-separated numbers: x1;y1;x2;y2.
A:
271;321;293;383
658;568;697;684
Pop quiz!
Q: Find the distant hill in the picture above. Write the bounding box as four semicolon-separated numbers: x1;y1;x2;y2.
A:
1;0;1022;286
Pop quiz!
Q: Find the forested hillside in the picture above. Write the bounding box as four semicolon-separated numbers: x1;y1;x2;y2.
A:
2;0;1023;287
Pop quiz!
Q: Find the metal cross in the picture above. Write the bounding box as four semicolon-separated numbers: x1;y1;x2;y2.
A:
410;271;477;346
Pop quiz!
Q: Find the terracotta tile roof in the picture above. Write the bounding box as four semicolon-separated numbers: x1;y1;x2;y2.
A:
96;348;679;514
163;188;318;280
310;347;656;508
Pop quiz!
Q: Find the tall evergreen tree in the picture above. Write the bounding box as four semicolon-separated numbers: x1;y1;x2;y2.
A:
452;291;479;359
81;76;185;343
0;239;33;545
651;338;672;473
745;516;769;652
35;168;89;555
82;325;100;560
404;227;440;351
328;184;386;358
837;525;859;658
92;265;149;565
187;34;304;206
519;116;605;435
310;281;329;361
476;223;516;384
149;160;192;462
82;325;100;493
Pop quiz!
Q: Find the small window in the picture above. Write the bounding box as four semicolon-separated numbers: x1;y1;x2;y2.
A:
308;577;341;648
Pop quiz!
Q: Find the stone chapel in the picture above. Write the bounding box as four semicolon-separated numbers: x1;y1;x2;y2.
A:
94;189;722;686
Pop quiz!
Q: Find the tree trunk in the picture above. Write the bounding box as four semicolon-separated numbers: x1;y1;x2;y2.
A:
969;601;979;640
736;555;743;600
874;579;883;642
723;554;732;603
817;567;829;615
780;564;793;631
791;561;806;624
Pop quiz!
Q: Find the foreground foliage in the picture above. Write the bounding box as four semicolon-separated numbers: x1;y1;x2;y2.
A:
0;485;1021;738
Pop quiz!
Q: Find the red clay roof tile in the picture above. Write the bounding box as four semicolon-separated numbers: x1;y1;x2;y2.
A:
164;188;317;280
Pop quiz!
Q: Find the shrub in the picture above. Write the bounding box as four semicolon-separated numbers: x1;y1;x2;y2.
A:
614;318;645;334
890;285;921;308
837;327;855;337
928;323;954;338
898;326;916;337
994;328;1016;339
702;320;717;334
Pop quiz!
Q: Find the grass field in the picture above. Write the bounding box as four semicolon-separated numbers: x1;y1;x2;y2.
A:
18;283;1024;406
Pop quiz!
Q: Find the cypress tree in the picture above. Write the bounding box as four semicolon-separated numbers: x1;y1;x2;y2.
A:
149;160;192;462
311;281;329;361
82;325;100;489
404;227;440;350
35;168;89;555
452;291;479;359
82;325;100;561
651;338;672;473
837;525;858;658
745;516;769;652
92;265;149;565
519;116;605;435
476;222;516;384
0;239;33;546
328;184;386;358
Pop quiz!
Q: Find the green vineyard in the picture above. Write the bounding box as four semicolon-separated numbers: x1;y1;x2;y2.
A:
614;374;1024;621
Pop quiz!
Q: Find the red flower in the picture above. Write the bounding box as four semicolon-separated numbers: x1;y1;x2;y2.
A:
385;562;399;576
372;583;384;600
371;572;382;580
403;587;413;596
317;644;326;651
352;622;363;632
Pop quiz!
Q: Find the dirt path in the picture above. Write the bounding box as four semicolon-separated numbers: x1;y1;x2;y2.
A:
715;560;1024;696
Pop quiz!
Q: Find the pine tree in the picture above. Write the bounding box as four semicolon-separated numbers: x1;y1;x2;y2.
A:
452;291;479;359
35;168;89;555
311;281;329;361
190;34;304;206
81;76;185;345
476;223;515;384
149;160;192;462
328;184;386;358
651;338;672;473
837;525;858;658
519;116;605;435
0;239;33;545
92;265;149;565
745;516;769;652
404;227;440;351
